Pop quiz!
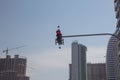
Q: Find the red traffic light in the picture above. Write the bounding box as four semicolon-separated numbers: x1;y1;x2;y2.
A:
56;29;61;35
55;26;64;49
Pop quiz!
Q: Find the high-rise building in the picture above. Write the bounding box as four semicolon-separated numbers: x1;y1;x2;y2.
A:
114;0;120;28
106;33;118;80
87;63;106;80
114;0;120;80
106;29;120;80
0;55;29;80
106;1;120;80
116;40;120;80
71;42;87;80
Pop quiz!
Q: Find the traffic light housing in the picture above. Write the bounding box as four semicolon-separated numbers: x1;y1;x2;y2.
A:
55;29;64;45
56;29;62;44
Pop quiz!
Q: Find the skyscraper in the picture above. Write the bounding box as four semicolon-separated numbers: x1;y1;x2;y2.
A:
114;0;120;80
106;34;118;80
106;1;120;80
0;55;29;80
114;0;120;28
71;42;87;80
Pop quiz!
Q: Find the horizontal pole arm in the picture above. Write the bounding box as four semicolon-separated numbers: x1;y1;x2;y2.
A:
62;33;120;40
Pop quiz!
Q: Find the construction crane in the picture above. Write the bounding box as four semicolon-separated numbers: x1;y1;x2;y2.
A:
3;45;27;55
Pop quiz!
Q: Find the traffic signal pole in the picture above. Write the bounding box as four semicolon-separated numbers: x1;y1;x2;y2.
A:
55;27;120;48
62;33;120;40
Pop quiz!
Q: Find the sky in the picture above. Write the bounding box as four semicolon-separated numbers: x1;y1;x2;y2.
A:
0;0;117;80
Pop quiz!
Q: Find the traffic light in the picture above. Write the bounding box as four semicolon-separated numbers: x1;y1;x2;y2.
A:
56;29;62;44
55;26;64;49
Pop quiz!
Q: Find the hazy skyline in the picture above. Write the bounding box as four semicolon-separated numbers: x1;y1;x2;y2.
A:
0;0;116;80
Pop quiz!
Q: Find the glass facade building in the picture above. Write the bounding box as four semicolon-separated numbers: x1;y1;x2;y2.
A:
106;33;118;80
71;42;87;80
106;1;120;80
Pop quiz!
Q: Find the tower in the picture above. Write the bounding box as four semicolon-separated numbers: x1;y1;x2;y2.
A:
114;0;120;28
114;1;120;79
71;42;87;80
106;33;118;80
106;1;120;80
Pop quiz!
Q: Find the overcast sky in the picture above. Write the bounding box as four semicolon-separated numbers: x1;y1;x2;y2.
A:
0;0;116;80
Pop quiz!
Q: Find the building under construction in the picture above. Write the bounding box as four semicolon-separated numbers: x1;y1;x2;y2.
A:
0;55;29;80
